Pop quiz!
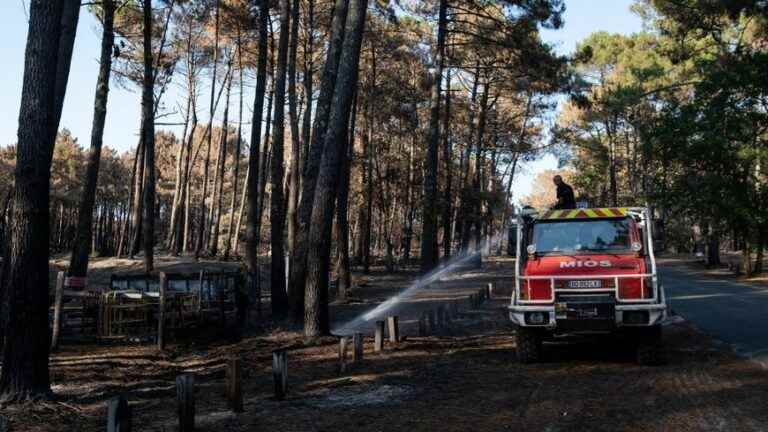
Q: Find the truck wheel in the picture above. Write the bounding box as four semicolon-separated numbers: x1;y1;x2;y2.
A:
516;327;542;364
636;325;665;366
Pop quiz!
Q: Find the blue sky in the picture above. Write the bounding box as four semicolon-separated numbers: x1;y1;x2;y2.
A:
0;0;643;198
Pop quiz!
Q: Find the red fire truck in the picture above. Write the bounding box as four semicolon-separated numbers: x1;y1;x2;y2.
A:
509;207;667;365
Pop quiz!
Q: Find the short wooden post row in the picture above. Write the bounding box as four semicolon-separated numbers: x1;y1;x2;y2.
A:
387;316;399;343
176;374;195;432
50;271;65;351
273;349;288;400
158;272;168;351
374;321;385;352
227;357;243;413
106;394;132;432
353;332;364;363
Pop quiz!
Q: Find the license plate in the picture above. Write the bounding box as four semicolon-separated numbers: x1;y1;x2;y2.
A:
568;280;602;289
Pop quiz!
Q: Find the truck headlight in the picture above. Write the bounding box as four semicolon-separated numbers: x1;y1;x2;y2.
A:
525;311;549;325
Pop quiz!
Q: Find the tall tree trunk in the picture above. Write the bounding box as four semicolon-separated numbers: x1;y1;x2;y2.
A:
51;0;81;141
141;0;156;272
118;142;140;257
167;94;191;252
210;59;233;256
270;0;292;318
304;0;367;338
177;106;197;254
129;140;145;257
289;0;349;322
441;68;453;259
232;164;249;257
300;0;315;172
224;32;244;260
68;0;115;279
420;0;447;273
286;0;301;265
472;81;490;251
197;0;221;257
360;41;375;274
402;134;415;261
168;20;197;254
245;0;270;319
336;91;357;301
0;0;67;401
458;65;480;253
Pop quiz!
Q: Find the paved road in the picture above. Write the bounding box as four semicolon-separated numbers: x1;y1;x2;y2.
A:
661;261;768;362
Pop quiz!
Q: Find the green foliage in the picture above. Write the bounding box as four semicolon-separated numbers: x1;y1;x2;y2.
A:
563;0;768;256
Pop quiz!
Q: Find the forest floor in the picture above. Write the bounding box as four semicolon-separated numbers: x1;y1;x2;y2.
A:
5;256;768;431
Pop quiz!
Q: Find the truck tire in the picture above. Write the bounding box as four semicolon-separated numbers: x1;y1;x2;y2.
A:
516;327;542;364
636;325;664;366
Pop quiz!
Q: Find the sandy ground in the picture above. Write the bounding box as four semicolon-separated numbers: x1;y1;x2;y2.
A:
5;256;768;431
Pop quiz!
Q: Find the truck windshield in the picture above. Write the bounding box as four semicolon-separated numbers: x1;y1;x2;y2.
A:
532;218;632;254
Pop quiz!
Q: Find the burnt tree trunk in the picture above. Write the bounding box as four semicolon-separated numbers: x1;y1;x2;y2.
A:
286;0;301;264
68;0;115;278
51;0;81;139
304;0;367;338
472;82;490;252
270;0;292;318
245;0;270;313
0;0;67;401
420;0;447;273
210;59;233;256
141;0;156;272
289;0;349;322
300;0;315;171
197;0;220;257
441;68;453;259
335;91;357;301
224;33;244;260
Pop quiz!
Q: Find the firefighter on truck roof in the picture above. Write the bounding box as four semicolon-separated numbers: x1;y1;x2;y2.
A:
552;175;576;210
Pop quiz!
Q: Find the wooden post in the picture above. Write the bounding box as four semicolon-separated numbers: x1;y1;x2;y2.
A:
176;374;195;432
50;271;65;351
272;349;288;399
227;357;243;412
338;337;348;373
487;282;493;299
437;306;445;329
106;395;132;432
427;309;436;332
197;270;205;314
469;294;475;308
387;316;399;343
374;321;385;352
418;314;427;337
219;269;227;328
158;272;167;351
353;332;364;363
